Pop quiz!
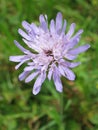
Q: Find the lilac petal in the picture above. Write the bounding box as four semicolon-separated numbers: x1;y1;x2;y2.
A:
69;62;81;68
48;68;53;80
58;59;71;67
39;14;48;32
56;12;62;32
14;40;29;53
22;38;42;52
44;14;48;20
32;72;46;95
40;71;46;83
18;29;32;41
50;19;55;34
59;59;81;68
70;29;83;41
24;66;35;71
69;44;90;55
53;73;63;93
58;65;65;76
62;66;75;81
9;55;25;62
25;71;39;83
22;21;31;31
27;62;34;66
48;63;57;80
65;38;80;51
53;67;63;92
65;53;77;60
15;61;26;70
31;23;39;34
70;37;80;48
22;22;35;38
32;78;41;95
65;23;76;38
15;56;30;69
19;71;30;81
15;46;35;57
61;19;67;35
62;61;81;68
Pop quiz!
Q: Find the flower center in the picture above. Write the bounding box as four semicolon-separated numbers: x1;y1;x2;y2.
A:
44;50;53;57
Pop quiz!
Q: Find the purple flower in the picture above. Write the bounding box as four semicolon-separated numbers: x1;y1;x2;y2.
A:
9;12;90;95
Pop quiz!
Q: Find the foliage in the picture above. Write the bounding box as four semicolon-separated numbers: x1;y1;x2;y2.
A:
0;0;98;130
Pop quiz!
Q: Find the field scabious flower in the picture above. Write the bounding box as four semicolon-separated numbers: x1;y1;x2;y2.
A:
9;12;90;95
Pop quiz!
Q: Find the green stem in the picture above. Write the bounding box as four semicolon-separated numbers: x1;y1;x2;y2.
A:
59;93;65;130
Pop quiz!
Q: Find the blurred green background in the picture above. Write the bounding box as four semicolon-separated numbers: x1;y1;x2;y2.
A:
0;0;98;130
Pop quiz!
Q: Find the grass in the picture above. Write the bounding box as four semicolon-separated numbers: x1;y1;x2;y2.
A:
0;0;98;130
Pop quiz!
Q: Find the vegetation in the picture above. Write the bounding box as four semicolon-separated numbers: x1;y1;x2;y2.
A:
0;0;98;129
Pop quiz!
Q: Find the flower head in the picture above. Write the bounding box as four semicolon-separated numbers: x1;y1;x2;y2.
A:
9;12;90;95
